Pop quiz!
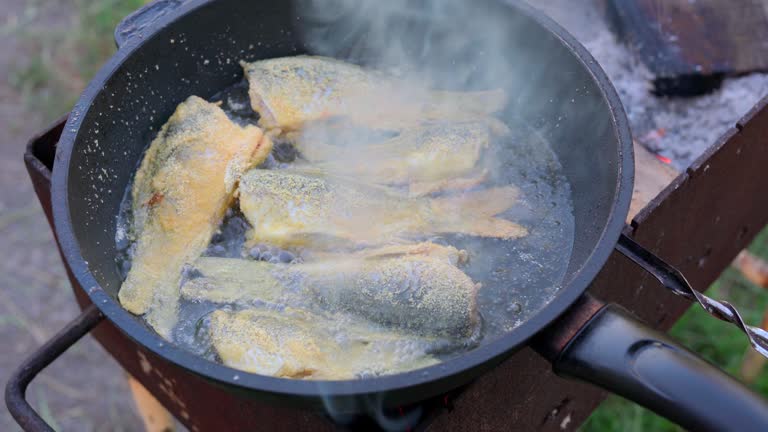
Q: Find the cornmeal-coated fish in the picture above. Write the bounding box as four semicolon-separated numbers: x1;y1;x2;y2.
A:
296;121;491;185
240;56;507;132
118;96;272;337
209;308;439;379
238;169;527;249
304;242;469;267
183;254;479;337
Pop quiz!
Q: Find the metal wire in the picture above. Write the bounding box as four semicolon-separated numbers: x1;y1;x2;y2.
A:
617;234;768;359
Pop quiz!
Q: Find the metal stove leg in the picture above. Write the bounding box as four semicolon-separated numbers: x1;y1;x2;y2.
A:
5;305;104;432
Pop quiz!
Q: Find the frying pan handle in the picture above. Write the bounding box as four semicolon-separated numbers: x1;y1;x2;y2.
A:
551;304;768;432
5;305;105;432
114;0;189;48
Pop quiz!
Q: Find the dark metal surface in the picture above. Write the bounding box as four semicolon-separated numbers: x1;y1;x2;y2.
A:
554;305;768;432
23;116;66;228
617;233;768;357
4;305;104;432
113;0;188;48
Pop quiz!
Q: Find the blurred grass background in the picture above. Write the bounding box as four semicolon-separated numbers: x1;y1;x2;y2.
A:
5;0;768;430
9;0;145;123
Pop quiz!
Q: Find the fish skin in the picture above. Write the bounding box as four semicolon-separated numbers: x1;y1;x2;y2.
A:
238;169;527;249
209;308;439;380
240;56;508;132
118;96;272;338
183;255;479;337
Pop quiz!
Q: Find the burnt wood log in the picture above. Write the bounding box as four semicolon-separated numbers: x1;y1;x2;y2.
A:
605;0;768;96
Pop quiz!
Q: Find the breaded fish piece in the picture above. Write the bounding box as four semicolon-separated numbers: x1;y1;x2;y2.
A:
305;242;469;266
407;169;489;197
209;308;439;379
296;121;491;185
238;169;527;249
182;254;480;337
118;96;273;337
240;56;507;132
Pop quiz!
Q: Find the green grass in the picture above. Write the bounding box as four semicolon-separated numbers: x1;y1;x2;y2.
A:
581;226;768;431
9;0;146;123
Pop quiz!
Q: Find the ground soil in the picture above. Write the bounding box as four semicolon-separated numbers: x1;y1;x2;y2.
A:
0;1;141;430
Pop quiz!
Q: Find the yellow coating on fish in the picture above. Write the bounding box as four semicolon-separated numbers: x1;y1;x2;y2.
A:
183;253;479;337
305;242;469;266
241;56;508;132
297;121;491;185
209;308;438;379
239;169;526;249
118;96;272;337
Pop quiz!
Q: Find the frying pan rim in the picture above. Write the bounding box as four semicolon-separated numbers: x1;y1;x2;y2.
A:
51;0;634;400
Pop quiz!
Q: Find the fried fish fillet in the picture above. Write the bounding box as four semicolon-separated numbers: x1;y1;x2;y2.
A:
182;253;479;337
118;96;273;337
238;169;526;249
304;242;469;266
295;121;491;185
209;308;439;379
240;56;507;132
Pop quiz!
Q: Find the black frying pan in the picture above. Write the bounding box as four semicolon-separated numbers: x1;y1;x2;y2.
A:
6;1;768;431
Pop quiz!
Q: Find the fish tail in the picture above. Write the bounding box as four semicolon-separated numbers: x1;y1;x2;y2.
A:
440;216;528;239
430;187;527;239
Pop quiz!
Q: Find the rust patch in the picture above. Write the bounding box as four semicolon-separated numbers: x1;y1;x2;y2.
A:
138;351;152;374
